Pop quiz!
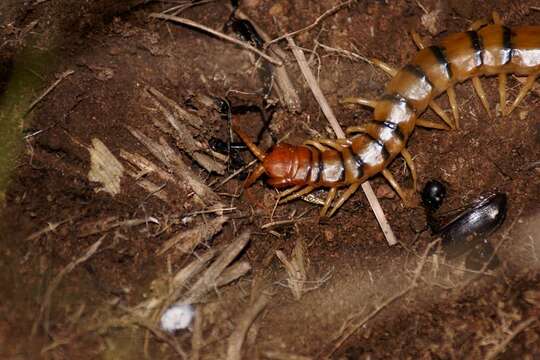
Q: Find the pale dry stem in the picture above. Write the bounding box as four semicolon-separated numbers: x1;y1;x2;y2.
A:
32;235;105;336
286;36;397;246
324;241;436;357
149;13;282;66
226;291;272;360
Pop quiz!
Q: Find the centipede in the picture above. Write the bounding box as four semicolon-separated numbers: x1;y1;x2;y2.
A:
234;13;540;218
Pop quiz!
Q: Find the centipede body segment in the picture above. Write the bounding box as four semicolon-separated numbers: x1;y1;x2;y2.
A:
236;16;540;218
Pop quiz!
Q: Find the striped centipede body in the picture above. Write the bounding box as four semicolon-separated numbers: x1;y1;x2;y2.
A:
235;15;540;218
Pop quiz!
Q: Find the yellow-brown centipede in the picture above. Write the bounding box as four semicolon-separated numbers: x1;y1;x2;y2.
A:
235;16;540;217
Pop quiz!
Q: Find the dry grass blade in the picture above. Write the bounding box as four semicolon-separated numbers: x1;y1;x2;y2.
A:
127;126;221;206
157;216;229;255
146;87;226;174
181;230;251;304
26;218;72;241
215;260;251;287
262;351;313;360
323;241;436;357
24;69;74;117
147;86;203;129
267;0;355;46
286;36;397;246
228;6;301;112
275;238;307;300
484;317;537;360
87;138;125;196
78;216;159;238
149;13;282;66
32;235;105;336
226;291;272;360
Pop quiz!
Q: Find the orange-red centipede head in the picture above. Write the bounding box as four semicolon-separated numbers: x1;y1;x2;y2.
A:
234;126;311;189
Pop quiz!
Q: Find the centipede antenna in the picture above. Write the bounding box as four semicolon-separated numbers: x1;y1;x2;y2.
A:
340;97;378;109
243;164;266;188
233;126;267;161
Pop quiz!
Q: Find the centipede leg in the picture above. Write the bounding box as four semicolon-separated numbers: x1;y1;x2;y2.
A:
244;164;266;188
506;73;539;115
498;73;507;115
472;77;492;118
278;185;302;199
316;139;350;151
447;86;460;128
371;59;398;77
340;97;378;108
327;183;360;218
429;100;455;129
469;19;489;31
303;140;327;152
345;125;369;135
400;148;417;191
382;169;416;208
319;187;337;218
279;185;316;204
416;118;450;130
411;31;426;49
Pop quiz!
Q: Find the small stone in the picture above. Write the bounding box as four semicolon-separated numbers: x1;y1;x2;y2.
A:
269;3;284;17
375;184;395;199
323;229;335;242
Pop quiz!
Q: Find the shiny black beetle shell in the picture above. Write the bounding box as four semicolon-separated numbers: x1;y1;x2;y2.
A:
437;192;507;258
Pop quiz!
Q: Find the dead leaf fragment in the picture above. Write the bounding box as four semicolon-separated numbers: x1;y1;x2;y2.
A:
88;138;124;195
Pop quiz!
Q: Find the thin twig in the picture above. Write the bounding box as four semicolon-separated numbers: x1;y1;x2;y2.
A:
267;0;355;46
226;291;272;360
484;317;537;360
32;235;105;336
210;159;257;189
286;36;397;246
228;5;302;112
24;70;74;117
324;241;436;357
149;13;282;66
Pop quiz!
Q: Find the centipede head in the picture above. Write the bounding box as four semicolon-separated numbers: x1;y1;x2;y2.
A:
234;126;306;189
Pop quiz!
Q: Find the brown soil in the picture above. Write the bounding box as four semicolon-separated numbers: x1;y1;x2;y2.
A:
1;0;539;359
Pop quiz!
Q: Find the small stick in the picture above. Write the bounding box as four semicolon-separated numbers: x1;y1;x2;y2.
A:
32;235;104;336
181;230;251;304
24;70;74;117
286;36;397;246
226;291;272;360
484;317;537;360
324;241;436;357
267;0;355;46
227;5;302;112
149;13;282;66
190;306;204;360
210;159;257;188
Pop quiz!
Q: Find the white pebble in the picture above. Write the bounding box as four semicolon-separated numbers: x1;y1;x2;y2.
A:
160;304;195;333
